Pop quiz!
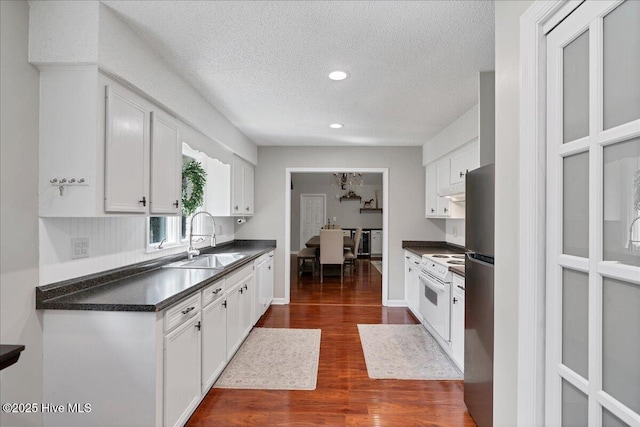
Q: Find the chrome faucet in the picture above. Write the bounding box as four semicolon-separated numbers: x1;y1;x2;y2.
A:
188;211;216;260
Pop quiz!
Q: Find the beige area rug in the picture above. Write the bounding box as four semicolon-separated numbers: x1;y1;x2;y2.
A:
214;328;321;390
370;260;383;275
357;324;462;380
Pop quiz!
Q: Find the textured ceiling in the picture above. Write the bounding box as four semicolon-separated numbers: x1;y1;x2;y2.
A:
103;1;494;147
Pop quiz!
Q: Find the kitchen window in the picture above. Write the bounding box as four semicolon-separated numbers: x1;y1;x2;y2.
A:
147;216;189;250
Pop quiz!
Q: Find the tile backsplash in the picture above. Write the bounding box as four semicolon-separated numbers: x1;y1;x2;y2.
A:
39;216;234;285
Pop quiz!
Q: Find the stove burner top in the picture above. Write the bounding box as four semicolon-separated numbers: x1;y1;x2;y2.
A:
431;254;449;258
451;255;465;259
447;260;465;265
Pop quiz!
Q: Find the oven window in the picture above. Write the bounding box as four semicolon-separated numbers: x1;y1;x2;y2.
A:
425;285;438;306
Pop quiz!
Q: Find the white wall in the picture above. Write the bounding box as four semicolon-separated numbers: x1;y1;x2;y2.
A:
0;1;43;426
28;0;257;165
234;146;445;301
445;218;465;247
290;173;383;251
422;104;479;165
39;216;235;285
494;1;533;425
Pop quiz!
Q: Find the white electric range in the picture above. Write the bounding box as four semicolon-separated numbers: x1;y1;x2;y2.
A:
418;253;465;341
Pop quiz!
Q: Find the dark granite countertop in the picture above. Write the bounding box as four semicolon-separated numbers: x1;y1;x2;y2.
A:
402;241;466;277
36;240;275;312
450;265;465;278
0;345;25;370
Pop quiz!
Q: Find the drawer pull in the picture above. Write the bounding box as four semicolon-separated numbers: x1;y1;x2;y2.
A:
181;306;195;315
243;284;248;290
212;287;223;295
457;285;466;291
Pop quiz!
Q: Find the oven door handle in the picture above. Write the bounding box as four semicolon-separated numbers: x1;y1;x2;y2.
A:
420;274;447;293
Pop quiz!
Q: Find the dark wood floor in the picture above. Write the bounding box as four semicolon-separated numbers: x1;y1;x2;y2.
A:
187;257;475;426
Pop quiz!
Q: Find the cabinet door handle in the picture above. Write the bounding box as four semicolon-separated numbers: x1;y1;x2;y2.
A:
246;206;250;211
453;297;458;304
414;261;420;265
181;306;195;315
234;205;239;211
222;300;227;308
173;200;179;208
139;196;147;207
195;321;201;331
408;267;412;272
243;284;248;290
431;208;435;213
268;266;271;270
444;207;448;213
459;171;464;178
239;288;244;294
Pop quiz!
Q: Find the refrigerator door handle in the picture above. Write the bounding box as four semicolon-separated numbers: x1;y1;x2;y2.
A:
466;251;494;266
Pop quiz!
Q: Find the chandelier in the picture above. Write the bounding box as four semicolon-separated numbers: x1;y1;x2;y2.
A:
332;173;364;190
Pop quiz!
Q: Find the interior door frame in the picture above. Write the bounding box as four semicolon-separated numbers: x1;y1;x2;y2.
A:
283;167;389;306
299;193;326;250
518;1;585;425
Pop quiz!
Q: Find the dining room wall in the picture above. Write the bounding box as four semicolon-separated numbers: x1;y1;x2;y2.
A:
290;173;383;251
234;146;445;302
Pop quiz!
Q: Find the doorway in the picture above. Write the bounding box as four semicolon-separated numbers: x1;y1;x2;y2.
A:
283;168;389;306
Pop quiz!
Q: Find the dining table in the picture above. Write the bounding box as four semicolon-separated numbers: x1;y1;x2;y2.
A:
305;235;355;251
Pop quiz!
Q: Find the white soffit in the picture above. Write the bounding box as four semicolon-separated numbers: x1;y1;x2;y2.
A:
102;0;494;147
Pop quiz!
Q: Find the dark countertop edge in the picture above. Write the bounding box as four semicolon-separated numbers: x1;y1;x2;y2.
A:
450;266;466;278
0;345;26;371
37;240;276;312
402;240;465;253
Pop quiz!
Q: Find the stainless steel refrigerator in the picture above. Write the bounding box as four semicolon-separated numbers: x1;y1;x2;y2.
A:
464;163;495;427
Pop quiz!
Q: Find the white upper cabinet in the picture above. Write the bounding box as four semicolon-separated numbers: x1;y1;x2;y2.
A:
104;86;149;213
39;68;182;217
232;155;254;216
425;140;477;219
425;163;439;217
150;111;181;215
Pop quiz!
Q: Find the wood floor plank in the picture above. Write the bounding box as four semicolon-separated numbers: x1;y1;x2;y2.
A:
186;258;475;426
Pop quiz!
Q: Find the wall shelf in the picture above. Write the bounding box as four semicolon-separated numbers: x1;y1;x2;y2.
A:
360;208;382;213
339;196;361;203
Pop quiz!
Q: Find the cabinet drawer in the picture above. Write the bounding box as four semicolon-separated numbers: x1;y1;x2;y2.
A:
202;279;225;307
164;293;201;333
225;264;253;289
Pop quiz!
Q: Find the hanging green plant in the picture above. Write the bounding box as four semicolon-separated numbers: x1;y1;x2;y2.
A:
182;160;207;216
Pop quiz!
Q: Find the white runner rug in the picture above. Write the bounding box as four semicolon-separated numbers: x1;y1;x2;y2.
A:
357;324;462;380
214;328;321;390
370;260;383;275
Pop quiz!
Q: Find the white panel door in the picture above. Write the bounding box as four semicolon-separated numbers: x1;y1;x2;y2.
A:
300;194;326;248
150;111;181;214
164;313;201;427
104;86;149;213
232;155;244;215
243;163;254;215
201;297;226;393
546;2;640;426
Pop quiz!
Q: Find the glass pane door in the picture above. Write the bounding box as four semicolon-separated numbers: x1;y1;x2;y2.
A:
546;1;640;426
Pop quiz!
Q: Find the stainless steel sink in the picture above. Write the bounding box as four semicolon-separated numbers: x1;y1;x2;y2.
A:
164;253;247;269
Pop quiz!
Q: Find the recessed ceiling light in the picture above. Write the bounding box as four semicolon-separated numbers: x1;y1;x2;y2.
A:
328;71;348;81
329;123;344;129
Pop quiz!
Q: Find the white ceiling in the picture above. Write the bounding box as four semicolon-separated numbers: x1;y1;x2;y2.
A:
103;1;494;147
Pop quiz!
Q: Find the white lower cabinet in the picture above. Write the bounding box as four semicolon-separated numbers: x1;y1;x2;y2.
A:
164;313;202;427
404;251;422;319
253;251;275;324
450;274;465;370
42;254;273;427
224;265;254;360
201;281;227;393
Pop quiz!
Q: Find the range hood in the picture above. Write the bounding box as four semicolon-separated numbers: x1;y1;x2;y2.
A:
438;183;466;202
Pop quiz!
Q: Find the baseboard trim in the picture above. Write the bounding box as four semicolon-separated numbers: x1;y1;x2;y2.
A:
271;298;288;305
386;299;407;307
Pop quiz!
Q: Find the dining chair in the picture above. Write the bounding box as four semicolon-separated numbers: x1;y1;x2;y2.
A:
344;227;362;274
320;229;345;283
296;247;317;276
